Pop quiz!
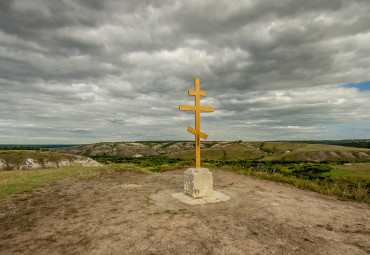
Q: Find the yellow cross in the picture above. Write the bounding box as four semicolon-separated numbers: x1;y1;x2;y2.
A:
179;78;215;168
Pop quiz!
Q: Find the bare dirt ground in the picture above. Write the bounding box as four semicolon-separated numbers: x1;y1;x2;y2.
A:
0;168;369;255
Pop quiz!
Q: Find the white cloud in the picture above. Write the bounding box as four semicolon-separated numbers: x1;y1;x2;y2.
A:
0;0;369;143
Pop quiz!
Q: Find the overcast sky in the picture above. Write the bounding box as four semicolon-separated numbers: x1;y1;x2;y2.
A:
1;0;370;144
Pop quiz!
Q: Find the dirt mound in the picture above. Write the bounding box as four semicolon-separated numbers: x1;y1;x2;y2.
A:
0;169;368;254
0;150;101;170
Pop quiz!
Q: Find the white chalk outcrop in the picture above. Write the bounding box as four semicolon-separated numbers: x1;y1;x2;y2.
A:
19;158;43;170
0;152;102;171
0;159;6;169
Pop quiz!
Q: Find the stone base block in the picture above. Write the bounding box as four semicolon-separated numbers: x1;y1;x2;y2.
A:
184;168;213;198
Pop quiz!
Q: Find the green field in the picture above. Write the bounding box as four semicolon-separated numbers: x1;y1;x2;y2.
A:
329;163;370;181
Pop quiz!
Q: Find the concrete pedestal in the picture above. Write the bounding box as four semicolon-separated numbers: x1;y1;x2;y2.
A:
184;168;213;198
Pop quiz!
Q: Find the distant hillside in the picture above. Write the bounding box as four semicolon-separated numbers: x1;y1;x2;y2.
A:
0;150;101;170
0;144;80;150
51;141;370;162
295;139;370;149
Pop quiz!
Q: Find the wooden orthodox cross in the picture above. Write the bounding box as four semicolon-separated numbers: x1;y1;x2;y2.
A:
179;78;215;168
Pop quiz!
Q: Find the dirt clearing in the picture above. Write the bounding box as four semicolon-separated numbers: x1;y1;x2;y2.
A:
0;168;369;254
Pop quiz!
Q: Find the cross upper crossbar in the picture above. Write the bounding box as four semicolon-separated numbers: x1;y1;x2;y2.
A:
188;90;206;96
179;78;214;168
179;105;214;112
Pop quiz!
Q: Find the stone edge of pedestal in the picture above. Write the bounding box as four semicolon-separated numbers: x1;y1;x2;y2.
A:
172;191;230;205
185;167;210;172
184;167;213;198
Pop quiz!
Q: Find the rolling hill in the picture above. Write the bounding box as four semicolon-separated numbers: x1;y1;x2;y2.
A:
0;150;101;170
51;141;370;162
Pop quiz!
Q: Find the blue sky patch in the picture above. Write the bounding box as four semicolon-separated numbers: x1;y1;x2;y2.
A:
343;81;370;91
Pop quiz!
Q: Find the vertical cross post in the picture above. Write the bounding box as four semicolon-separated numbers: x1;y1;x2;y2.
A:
179;78;214;168
194;78;201;168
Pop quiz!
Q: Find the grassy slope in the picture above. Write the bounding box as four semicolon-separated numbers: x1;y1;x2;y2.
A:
329;163;370;181
0;166;104;199
0;164;148;199
281;144;369;161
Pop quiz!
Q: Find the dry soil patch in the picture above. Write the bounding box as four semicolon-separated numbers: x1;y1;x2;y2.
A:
0;168;369;254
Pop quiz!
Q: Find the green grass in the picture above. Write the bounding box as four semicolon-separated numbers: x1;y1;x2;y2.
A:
0;166;105;199
0;164;153;199
90;155;193;172
323;168;349;177
332;163;370;181
201;159;369;203
168;143;264;160
222;165;369;203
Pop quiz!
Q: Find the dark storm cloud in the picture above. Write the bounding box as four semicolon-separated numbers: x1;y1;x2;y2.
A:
0;0;369;143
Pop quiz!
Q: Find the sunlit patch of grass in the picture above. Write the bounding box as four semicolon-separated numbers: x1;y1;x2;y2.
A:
92;156;193;172
0;162;164;199
0;166;106;199
322;168;349;177
108;163;150;173
333;163;370;181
